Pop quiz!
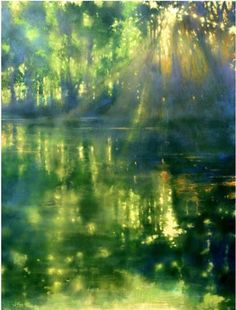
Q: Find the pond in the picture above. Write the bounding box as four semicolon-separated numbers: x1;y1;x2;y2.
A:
2;119;235;309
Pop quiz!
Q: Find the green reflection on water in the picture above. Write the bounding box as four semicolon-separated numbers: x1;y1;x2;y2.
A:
2;121;235;309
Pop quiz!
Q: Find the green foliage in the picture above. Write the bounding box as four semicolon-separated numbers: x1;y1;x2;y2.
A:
1;1;235;115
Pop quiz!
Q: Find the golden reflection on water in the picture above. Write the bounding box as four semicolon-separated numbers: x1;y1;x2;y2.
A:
2;123;233;309
2;123;230;245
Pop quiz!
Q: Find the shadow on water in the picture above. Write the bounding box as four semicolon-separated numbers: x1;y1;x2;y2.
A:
2;118;235;309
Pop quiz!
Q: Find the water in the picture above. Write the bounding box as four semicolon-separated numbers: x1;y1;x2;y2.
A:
2;120;235;309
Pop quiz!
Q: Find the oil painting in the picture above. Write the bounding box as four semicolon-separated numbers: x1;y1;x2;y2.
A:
2;1;235;309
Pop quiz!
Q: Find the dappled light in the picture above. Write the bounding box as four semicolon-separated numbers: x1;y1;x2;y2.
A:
2;119;235;309
2;1;235;122
2;1;235;309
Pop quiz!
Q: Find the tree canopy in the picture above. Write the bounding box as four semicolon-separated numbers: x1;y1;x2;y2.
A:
2;1;235;118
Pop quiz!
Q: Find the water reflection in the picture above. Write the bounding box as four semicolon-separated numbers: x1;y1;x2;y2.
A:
2;121;235;309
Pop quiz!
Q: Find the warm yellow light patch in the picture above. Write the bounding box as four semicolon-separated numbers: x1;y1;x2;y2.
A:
155;263;164;271
14;83;26;100
19;63;27;75
26;28;39;41
48;255;55;261
47;268;56;275
11;251;27;267
163;203;182;240
52;281;62;292
94;0;103;7
107;137;112;163
1;88;11;105
97;247;110;258
79;82;87;96
86;222;96;235
83;13;92;27
27;208;41;225
159;7;179;77
9;1;25;17
78;145;84;160
2;43;10;54
71;276;84;292
197;293;224;310
176;26;208;81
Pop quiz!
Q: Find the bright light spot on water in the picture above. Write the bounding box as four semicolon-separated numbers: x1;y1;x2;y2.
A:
142;234;158;245
107;137;112;162
86;223;96;235
76;252;83;260
27;208;41;225
65;256;73;263
47;268;56;275
171;261;178;268
71;276;84;293
163;204;182;240
157;171;182;240
203;219;211;225
57;269;64;275
48;255;54;261
155;263;163;271
198;293;224;310
97;247;110;258
78;145;84;160
11;251;27;267
52;281;62;292
23;266;30;274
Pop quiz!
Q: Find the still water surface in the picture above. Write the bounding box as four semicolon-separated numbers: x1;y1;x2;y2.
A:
2;120;235;309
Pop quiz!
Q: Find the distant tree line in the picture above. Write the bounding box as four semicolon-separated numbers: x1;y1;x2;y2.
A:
2;1;235;116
